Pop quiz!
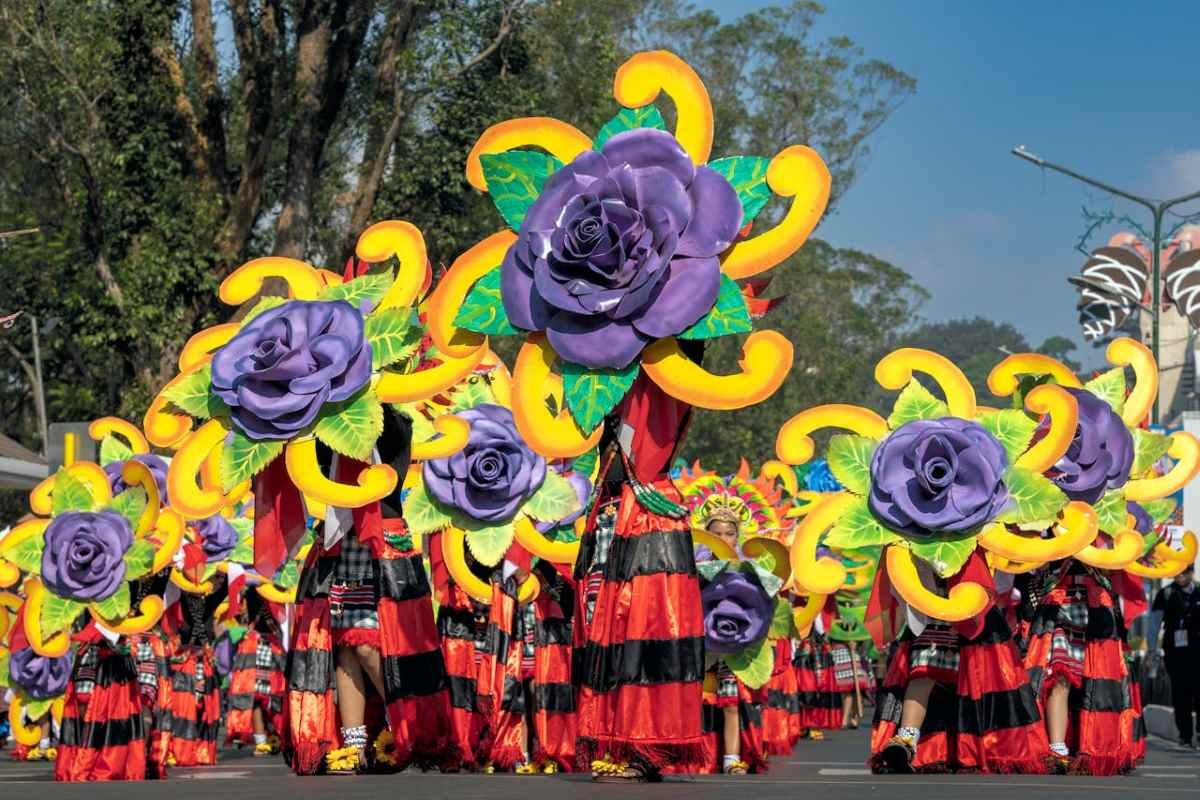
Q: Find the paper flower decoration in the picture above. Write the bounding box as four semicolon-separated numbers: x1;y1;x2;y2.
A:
426;50;831;458
696;556;791;689
675;459;788;542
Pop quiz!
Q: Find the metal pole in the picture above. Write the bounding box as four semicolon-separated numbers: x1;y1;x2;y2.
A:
29;313;49;456
1150;207;1162;426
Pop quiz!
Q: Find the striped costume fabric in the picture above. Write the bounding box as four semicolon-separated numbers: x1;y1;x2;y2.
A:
129;631;173;778
166;644;221;766
226;630;286;745
55;641;147;782
700;662;768;773
761;638;802;755
476;573;527;770
532;562;577;771
795;635;841;729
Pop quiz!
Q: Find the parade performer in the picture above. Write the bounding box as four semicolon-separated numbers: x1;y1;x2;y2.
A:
225;588;286;755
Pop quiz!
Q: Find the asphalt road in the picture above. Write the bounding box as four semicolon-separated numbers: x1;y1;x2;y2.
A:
2;730;1199;799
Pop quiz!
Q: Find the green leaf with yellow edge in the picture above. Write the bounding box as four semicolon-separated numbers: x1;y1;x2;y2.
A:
98;434;133;466
108;488;146;532
52;468;94;516
977;409;1038;464
275;560;300;590
404;484;453;536
593;104;667;150
0;650;8;689
1083;367;1126;415
707;156;772;222
769;596;796;639
163;363;228;420
461;519;516;567
93;582;130;621
725;637;775;690
480;151;564;231
40;593;85;635
826;434;875;495
365;306;421;369
678;274;752;340
1094;489;1127;534
997;465;1068;527
823;496;903;550
1141;497;1176;525
220;430;284;492
909;534;977;579
229;518;254;564
317;270;393;309
23;695;54;720
562;359;639;435
888;379;949;429
524;470;581;522
453;268;519;335
241;295;288;326
313;389;384;462
5;536;44;574
1131;428;1173;476
123;539;157;580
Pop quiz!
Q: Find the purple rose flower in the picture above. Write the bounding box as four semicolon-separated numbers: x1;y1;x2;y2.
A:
1127;501;1153;535
9;647;72;700
535;470;592;533
41;510;132;601
195;515;237;562
423;404;547;523
702;569;773;654
211;299;372;440
214;636;234;678
104;454;169;503
501;128;743;369
1046;388;1134;504
869;418;1009;536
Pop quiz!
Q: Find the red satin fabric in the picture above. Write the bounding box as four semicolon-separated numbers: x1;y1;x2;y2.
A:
955;640;1049;773
533;583;576;771
167;645;220;766
55;647;147;782
478;578;525;769
762;639;799;755
253;455;307;578
225;631;285;744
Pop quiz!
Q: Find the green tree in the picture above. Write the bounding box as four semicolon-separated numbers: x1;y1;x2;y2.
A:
1036;335;1081;372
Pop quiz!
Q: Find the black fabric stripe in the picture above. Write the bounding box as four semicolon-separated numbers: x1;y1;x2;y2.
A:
956;684;1042;734
501;676;526;713
438;606;479;641
808;691;842;710
1029;603;1122;641
766;688;800;712
381;649;447;701
60;714;142;749
535;618;573;646
378;553;433;602
286;644;334;693
740;698;763;730
963;608;1015;645
168;715;219;742
603;529;697;582
576;637;705;693
1074;677;1130;713
448;675;477;711
534;682;575;713
231;652;257;671
228;693;255;711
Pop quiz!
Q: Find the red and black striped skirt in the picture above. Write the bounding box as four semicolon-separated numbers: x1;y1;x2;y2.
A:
55;642;147;782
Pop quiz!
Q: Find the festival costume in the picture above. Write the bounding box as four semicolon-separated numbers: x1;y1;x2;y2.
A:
530;560;577;771
225;592;286;749
165;586;225;766
760;637;801;754
795;631;840;731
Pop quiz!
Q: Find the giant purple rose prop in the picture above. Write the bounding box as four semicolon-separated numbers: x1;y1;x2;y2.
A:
196;515;237;562
1046;388;1134;504
211;300;372;440
41;511;132;601
9;647;72;700
1127;501;1153;535
702;569;772;654
869;418;1009;536
423;404;547;523
104;454;169;502
501;128;743;369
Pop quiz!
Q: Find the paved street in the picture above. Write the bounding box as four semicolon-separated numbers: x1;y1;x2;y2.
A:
2;729;1198;799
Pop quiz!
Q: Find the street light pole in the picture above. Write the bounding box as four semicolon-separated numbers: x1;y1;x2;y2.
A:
1012;146;1200;425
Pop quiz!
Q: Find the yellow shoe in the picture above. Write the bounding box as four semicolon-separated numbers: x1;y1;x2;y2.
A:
44;747;57;761
254;743;273;757
166;753;177;767
325;745;362;775
542;762;558;774
483;763;495;774
515;762;537;774
24;747;44;762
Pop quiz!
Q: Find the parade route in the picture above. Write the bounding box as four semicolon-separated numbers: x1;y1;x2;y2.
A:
3;729;1198;799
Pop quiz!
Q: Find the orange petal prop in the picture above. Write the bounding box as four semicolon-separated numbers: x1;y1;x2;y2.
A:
357;220;428;311
0;518;49;561
171;568;215;595
23;578;71;658
150;508;185;574
0;561;19;588
441;527;538;604
988;554;1042;575
119;460;161;537
376;346;489;404
255;583;296;604
466;118;592;192
88;417;150;454
792;592;826;637
642;331;793;411
425;231;516;358
884;545;989;622
788;492;854;595
760;459;799;496
29;462;111;516
775;404;888;466
720;146;831;279
741;536;791;583
410;415;471;461
1014;385;1079;472
1106;337;1158;427
143;370;198;448
612;50;713;165
284;438;397;508
692;530;738;562
511;334;603;458
986;353;1081;396
514;515;579;564
1127;531;1199;579
1075;525;1143;570
1125;432;1200;502
9;698;43;746
89;594;164;635
977;501;1097;563
166;419;232;519
219;257;323;305
876;348;976;419
178;324;238;372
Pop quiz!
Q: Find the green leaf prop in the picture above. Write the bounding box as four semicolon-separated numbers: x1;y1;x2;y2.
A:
561;359;640;435
52;469;94;516
163;364;229;420
1131;428;1173;476
1094;489;1127;534
93;582;131;621
40;593;84;634
826;434;875;495
275;561;300;590
998;466;1068;526
463;520;516;567
593;104;667;150
394;403;438;444
887;380;949;429
23;696;54;721
726;638;775;690
229;518;254;564
524;471;582;522
317;270;393;308
453;268;519;335
677;274;752;340
909;535;977;579
242;295;288;326
5;536;45;574
1083;367;1126;415
1141;497;1177;524
123;540;157;580
0;650;8;689
403;484;453;535
220;432;284;492
977;409;1038;464
769;596;796;639
109;487;147;532
313;389;384;461
570;448;599;481
707;156;772;223
98;434;133;466
823;497;903;549
480;151;564;231
365;307;420;369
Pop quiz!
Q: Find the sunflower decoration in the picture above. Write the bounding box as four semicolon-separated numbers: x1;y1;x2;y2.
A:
425;50;829;461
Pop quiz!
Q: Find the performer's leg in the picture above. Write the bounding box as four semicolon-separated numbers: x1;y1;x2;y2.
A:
334;645;370;767
722;705;745;774
841;693;855;728
351;644;387;699
1046;675;1071;760
899;677;934;730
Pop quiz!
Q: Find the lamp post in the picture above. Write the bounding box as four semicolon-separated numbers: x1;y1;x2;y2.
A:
1012;146;1200;425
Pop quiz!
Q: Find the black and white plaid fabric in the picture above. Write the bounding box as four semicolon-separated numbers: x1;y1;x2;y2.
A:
831;643;869;689
1049;581;1089;680
908;622;960;677
585;506;618;625
710;659;739;699
73;643;99;696
134;636;158;693
330;531;379;631
254;638;276;695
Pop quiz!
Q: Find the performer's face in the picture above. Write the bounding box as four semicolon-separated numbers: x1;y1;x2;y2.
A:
706;519;739;549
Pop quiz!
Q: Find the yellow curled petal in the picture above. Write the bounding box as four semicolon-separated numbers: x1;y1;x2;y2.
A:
875;348;976;419
119;460;160;536
986;353;1081;397
884;545;989;622
376;346;489;404
0;591;21;612
10;698;44;746
256;583;296;604
171;568;215;595
692;530;738;562
775;404;888;466
0;605;8;640
198;433;251;509
178;324;238;372
517;574;540;604
410;415;471;461
150;508;185;573
613;50;713;164
1015;384;1079;472
514;515;580;565
30;462;112;515
90;594;164;635
0;518;49;560
988;553;1043;575
356;220;427;311
219;257;323;305
741;536;791;584
1106;337;1158;427
760;459;799;496
0;561;19;589
317;269;343;288
465;118;592;192
1128;532;1199;578
978;501;1097;563
426;231;516;358
143;372;197;449
643;331;793;410
792;593;826;637
720;146;832;279
511;334;604;459
285;438;397;508
1076;527;1143;570
442;527;493;603
166;419;232;520
23;579;71;658
1125;432;1200;502
789;492;854;595
88;417;149;454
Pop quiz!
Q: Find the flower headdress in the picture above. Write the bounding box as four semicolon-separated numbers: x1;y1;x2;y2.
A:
675;459;787;542
426;50;830;459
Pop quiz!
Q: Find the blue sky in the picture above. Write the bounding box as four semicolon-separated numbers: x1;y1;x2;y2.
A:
702;0;1200;366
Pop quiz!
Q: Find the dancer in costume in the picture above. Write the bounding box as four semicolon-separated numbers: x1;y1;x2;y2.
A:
224;587;286;755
